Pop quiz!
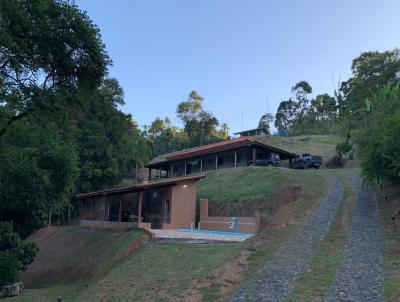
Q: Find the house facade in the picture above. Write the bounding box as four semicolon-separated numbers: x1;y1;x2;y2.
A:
145;136;297;180
76;174;204;230
234;127;268;137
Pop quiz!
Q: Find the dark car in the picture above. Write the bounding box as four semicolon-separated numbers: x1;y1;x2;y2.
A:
293;153;323;169
248;153;281;166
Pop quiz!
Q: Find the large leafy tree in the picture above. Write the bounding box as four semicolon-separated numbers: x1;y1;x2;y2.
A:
310;93;337;121
176;90;225;148
275;81;312;131
0;0;110;138
258;113;274;134
76;79;141;192
0;0;126;238
339;49;400;114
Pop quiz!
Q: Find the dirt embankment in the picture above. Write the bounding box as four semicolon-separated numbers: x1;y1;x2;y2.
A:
21;227;148;288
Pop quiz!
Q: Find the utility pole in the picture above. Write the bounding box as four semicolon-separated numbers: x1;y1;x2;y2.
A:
241;107;244;130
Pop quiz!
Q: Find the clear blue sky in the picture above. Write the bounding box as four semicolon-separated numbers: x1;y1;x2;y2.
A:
76;0;400;133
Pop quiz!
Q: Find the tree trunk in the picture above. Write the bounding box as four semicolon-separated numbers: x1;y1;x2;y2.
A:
48;210;52;228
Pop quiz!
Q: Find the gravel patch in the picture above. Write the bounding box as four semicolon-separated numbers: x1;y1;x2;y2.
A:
230;175;343;302
326;176;384;302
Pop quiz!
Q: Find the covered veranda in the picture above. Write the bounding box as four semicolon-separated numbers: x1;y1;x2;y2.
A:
75;174;204;230
145;136;298;180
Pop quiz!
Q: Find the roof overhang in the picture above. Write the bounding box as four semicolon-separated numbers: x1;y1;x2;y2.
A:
75;174;205;199
144;138;297;168
233;128;267;135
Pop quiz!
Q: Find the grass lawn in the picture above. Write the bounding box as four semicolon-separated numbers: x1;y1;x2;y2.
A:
256;134;343;161
76;242;241;302
286;178;356;301
13;227;145;302
197;166;289;214
197;166;328;216
9;284;82;302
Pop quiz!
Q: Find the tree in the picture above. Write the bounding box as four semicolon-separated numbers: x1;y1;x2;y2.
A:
275;81;313;131
76;79;141;192
292;81;312;110
258;113;274;134
274;99;298;130
176;90;224;147
310;93;337;121
0;0;110;138
0;222;38;287
176;90;203;138
339;49;400;115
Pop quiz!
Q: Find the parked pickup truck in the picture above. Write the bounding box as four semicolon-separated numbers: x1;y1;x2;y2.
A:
293;153;323;169
248;153;281;166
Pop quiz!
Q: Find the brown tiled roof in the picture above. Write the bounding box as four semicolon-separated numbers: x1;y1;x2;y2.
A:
75;174;205;198
145;137;297;168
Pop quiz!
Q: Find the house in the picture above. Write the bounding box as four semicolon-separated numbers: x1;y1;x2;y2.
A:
144;136;297;180
75;174;204;230
234;127;268;137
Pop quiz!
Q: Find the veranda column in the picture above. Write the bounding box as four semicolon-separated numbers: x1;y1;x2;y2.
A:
215;154;218;171
184;160;187;175
118;196;122;226
137;191;143;224
80;199;83;221
234;151;237;168
103;197;107;221
91;197;94;221
252;147;256;165
200;156;203;172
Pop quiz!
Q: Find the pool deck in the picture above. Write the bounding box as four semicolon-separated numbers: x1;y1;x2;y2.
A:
149;229;253;242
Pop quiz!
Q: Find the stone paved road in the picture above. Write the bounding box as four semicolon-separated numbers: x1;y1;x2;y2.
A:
230;175;344;302
326;175;384;302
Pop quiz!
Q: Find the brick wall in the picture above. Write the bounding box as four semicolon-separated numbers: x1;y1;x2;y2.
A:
199;198;260;234
162;180;197;229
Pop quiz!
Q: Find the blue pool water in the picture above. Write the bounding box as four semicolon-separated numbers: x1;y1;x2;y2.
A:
175;228;254;237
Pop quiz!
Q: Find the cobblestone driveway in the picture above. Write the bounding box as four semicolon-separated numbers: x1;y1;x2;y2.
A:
230;175;344;302
325;176;384;302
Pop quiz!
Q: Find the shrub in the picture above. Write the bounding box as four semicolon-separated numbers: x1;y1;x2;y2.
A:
325;155;345;168
0;252;19;287
0;222;38;286
335;134;355;159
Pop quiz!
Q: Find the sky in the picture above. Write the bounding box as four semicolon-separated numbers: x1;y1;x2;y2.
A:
76;0;400;134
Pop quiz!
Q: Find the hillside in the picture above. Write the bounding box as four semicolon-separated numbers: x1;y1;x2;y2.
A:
13;227;145;302
197;166;327;216
256;134;343;161
13;166;332;302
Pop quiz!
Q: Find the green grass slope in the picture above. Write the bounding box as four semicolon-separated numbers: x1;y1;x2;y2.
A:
256;134;343;161
12;227;144;302
197;166;327;216
76;242;240;302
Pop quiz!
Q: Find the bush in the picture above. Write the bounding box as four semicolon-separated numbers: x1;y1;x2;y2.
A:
325;155;345;168
361;110;400;183
0;222;38;286
335;134;355;159
0;252;19;287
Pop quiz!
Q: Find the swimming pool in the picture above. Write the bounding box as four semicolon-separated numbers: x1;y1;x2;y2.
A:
175;229;254;237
